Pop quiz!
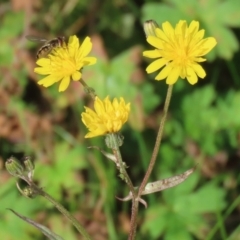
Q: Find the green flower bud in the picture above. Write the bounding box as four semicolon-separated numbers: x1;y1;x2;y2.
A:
143;20;159;37
23;186;38;199
23;156;35;179
5;157;24;177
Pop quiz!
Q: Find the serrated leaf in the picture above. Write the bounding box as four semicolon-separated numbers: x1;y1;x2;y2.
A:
8;209;64;240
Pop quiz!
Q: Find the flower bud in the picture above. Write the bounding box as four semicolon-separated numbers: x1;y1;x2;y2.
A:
23;156;35;179
23;186;38;198
5;157;24;177
143;20;159;37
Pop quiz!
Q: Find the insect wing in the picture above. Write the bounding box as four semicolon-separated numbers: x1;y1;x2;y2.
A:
26;35;48;43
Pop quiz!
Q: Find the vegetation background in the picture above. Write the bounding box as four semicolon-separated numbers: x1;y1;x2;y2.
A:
0;0;240;239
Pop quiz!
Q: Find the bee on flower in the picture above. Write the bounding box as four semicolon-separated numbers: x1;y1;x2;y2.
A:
34;35;97;92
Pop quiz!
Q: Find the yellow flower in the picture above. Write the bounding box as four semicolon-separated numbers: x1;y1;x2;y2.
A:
34;35;97;92
143;20;217;85
81;96;130;138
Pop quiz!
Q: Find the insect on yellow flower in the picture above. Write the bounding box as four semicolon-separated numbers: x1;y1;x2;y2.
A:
34;35;97;92
81;96;131;138
143;20;217;85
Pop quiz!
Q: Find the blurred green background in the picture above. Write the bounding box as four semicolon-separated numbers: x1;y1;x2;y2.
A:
0;0;240;239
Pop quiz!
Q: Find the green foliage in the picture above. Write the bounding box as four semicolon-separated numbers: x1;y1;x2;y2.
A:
182;86;240;155
34;143;88;199
142;173;226;239
0;180;46;239
9;209;64;240
0;12;24;65
0;0;240;239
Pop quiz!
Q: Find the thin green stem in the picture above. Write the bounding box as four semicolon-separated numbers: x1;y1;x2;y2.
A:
33;184;92;240
80;78;97;100
110;134;136;196
109;133;138;240
138;85;173;197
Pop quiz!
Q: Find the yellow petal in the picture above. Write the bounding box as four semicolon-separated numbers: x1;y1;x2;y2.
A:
36;58;51;67
59;76;70;92
147;36;163;49
191;63;206;78
188;21;199;35
34;66;51;75
166;66;180;84
162;21;174;37
186;67;198;84
68;35;79;57
143;49;161;58
155;64;172;80
146;58;167;73
82;56;97;66
78;37;92;58
38;75;60;87
72;71;81;81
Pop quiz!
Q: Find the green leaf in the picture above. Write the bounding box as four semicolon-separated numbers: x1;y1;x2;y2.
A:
217;0;240;27
0;179;48;239
34;142;87;198
165;221;193;240
141;205;168;238
142;3;188;25
213;25;239;60
8;209;64;240
173;183;226;214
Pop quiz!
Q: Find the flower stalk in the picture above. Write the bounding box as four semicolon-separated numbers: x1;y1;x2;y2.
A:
37;185;92;240
138;84;173;197
108;133;138;240
80;78;97;100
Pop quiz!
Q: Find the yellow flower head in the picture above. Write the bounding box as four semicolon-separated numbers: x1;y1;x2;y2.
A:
81;96;130;138
34;35;97;92
143;20;217;85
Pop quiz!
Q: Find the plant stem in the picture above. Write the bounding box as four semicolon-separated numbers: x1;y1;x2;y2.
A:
33;184;92;240
138;85;173;197
110;134;136;196
128;199;139;240
80;78;96;100
109;133;138;240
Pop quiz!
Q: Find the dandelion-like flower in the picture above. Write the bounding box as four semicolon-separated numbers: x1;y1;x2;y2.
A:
34;35;97;92
143;20;217;85
81;96;130;138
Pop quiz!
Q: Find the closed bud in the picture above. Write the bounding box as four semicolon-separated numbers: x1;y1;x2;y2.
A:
23;156;35;179
143;20;159;37
23;186;38;199
16;181;38;199
5;157;24;177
